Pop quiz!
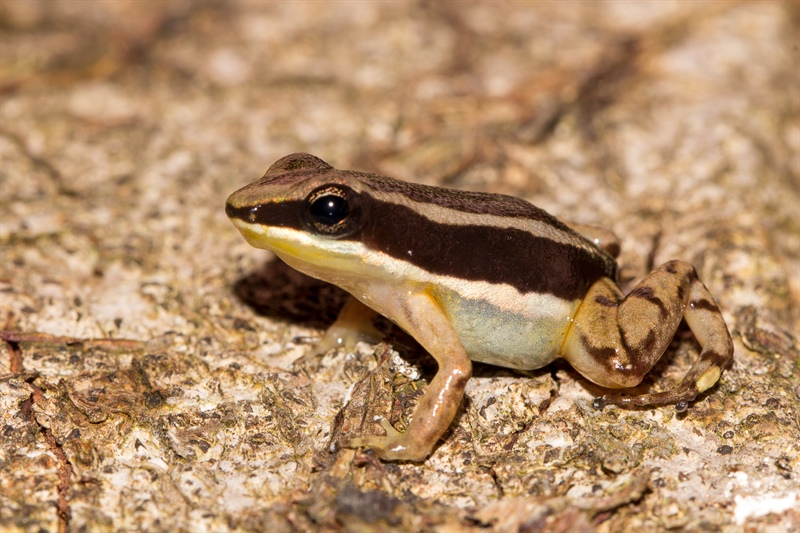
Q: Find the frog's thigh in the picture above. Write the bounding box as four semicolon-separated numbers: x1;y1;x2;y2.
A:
562;260;733;408
566;222;621;258
343;289;472;462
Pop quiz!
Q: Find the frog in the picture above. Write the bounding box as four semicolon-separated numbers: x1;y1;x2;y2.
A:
225;152;734;462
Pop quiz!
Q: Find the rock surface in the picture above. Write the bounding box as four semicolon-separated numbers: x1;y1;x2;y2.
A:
1;2;798;532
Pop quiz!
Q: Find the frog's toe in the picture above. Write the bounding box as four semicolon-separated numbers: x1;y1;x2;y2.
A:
319;325;361;352
291;325;366;366
342;435;418;462
342;420;428;462
593;386;697;412
295;297;382;367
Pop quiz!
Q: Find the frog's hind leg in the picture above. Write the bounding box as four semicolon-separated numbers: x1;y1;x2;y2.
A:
561;260;733;411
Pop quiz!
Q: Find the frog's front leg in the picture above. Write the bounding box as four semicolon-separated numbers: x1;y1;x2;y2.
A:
342;289;472;461
561;260;733;411
294;296;381;365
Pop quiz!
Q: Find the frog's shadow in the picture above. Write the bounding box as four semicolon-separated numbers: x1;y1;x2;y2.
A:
233;258;348;330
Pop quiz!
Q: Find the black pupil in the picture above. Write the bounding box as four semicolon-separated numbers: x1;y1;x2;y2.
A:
310;194;349;226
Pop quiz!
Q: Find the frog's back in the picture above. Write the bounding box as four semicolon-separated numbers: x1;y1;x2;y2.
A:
349;171;617;302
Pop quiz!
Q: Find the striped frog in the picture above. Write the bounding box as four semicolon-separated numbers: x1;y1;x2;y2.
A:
225;153;733;462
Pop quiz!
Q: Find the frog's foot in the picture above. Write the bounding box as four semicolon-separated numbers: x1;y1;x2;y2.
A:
593;357;726;412
594;389;694;413
342;419;429;462
292;296;381;366
293;324;376;365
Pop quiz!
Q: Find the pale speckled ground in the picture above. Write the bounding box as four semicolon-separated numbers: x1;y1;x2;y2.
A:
1;1;798;532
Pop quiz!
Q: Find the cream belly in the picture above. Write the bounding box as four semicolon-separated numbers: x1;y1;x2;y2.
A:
432;285;576;370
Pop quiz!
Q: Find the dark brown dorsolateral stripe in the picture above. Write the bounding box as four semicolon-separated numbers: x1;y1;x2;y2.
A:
225;201;301;229
226;193;616;301
356;195;614;301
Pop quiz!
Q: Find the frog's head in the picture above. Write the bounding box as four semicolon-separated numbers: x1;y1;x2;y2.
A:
225;153;377;281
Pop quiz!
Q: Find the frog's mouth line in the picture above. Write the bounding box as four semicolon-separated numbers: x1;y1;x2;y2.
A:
230;219;366;270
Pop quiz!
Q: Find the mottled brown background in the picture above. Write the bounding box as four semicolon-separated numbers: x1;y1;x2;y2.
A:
1;1;798;532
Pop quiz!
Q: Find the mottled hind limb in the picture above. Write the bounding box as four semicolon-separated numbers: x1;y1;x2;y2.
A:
561;260;733;411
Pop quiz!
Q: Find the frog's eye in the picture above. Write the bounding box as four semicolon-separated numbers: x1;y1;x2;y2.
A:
304;185;361;236
309;188;349;225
